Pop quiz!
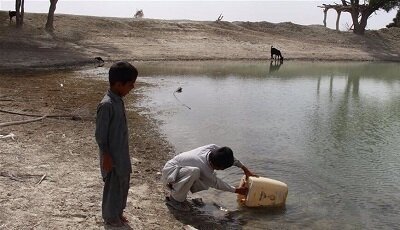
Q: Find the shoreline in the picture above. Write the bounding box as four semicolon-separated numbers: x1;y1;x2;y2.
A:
1;57;398;74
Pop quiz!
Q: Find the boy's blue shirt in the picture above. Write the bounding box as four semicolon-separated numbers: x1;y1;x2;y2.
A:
95;89;132;178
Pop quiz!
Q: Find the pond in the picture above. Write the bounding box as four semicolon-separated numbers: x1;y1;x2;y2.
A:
135;61;400;229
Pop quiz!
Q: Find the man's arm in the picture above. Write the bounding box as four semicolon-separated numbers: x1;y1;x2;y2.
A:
241;165;258;179
212;176;249;196
211;174;250;196
233;158;258;178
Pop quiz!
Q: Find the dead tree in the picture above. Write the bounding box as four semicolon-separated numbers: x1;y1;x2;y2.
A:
318;3;352;31
216;13;223;22
45;0;58;32
15;0;25;28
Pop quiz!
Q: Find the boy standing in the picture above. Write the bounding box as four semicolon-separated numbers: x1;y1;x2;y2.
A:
95;61;138;227
161;144;256;211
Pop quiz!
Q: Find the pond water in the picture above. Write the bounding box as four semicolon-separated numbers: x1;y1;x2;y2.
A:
135;61;400;230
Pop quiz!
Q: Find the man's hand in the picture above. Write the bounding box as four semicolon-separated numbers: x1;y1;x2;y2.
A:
235;186;249;196
102;153;113;173
242;166;259;179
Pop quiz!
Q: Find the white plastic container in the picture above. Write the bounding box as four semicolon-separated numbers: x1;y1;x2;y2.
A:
237;176;288;207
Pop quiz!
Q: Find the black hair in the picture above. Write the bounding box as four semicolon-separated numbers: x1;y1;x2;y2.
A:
109;61;138;86
209;146;234;170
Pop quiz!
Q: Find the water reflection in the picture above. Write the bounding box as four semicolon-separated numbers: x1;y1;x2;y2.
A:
136;61;400;79
307;64;400;229
269;59;283;74
135;61;400;229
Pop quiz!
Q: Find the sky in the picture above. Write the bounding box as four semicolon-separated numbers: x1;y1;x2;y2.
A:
1;0;398;30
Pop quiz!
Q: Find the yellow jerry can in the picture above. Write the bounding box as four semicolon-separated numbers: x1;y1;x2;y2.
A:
237;176;288;207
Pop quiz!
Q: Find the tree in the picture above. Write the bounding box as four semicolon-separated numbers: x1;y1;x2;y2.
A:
386;9;400;27
349;0;400;34
15;0;25;28
319;0;400;34
45;0;58;32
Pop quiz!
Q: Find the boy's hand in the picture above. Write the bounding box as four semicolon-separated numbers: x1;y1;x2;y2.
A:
235;186;249;196
102;153;113;173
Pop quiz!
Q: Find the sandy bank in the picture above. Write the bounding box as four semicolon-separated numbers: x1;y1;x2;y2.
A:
1;11;400;71
0;69;186;229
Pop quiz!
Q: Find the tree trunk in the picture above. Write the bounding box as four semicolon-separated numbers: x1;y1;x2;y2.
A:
351;9;362;34
45;0;58;32
353;8;373;35
336;10;341;31
356;14;369;34
323;9;328;27
15;0;21;28
20;0;24;27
